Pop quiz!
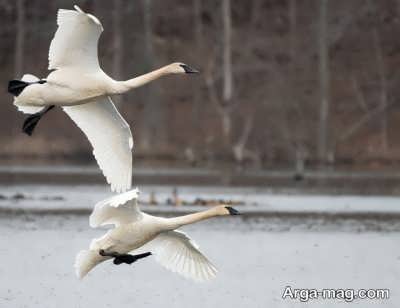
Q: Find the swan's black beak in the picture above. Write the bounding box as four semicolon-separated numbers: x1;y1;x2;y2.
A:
225;206;240;215
180;64;199;74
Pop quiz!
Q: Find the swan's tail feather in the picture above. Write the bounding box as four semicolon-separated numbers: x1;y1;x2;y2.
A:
14;104;45;115
9;73;41;97
21;74;40;82
74;249;104;279
11;74;46;114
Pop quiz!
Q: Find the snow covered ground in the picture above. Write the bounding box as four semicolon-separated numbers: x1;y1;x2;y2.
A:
0;213;399;308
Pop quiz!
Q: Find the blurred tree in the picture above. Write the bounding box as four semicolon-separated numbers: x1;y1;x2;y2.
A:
140;0;166;152
187;0;204;164
373;27;388;153
318;0;330;164
112;0;123;105
289;0;307;176
222;0;233;105
204;0;237;146
221;0;233;143
1;0;399;170
14;0;25;77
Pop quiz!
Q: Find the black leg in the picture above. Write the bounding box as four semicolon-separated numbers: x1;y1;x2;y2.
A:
22;105;55;136
99;249;152;266
23;114;42;136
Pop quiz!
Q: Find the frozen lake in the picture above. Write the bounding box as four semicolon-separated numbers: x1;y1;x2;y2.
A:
2;184;400;215
0;213;399;308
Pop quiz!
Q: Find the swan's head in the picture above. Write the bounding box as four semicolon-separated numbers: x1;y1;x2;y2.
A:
214;205;240;216
225;206;240;215
167;62;199;74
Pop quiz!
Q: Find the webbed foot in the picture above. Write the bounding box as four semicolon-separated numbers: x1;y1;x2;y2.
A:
23;114;42;136
22;105;55;136
99;249;152;265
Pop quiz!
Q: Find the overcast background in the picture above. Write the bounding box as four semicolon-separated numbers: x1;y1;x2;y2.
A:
1;0;400;174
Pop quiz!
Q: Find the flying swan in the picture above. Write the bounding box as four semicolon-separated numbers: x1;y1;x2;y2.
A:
75;188;240;281
7;5;198;193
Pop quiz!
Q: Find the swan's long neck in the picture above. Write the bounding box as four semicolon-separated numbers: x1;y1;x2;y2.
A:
112;66;170;94
164;207;224;230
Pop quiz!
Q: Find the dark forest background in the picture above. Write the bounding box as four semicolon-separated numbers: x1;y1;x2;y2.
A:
1;0;400;172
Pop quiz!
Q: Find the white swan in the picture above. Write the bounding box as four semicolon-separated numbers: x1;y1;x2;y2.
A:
8;5;198;193
75;188;240;281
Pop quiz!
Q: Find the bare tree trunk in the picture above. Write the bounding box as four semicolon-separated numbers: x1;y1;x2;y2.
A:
140;0;153;151
141;0;166;151
204;0;238;157
112;0;123;105
189;0;203;158
289;0;307;172
351;75;369;113
373;28;388;152
318;0;330;164
143;0;153;64
193;0;203;47
221;0;233;143
222;0;233;102
233;112;258;166
289;0;297;64
14;0;25;77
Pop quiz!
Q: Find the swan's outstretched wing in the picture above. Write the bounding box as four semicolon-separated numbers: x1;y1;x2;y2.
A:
49;5;103;70
89;188;141;228
63;97;133;193
146;230;217;282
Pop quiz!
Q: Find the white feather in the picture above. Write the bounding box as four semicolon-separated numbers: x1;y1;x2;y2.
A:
89;188;141;228
48;7;103;70
63;98;133;193
21;74;39;82
14;104;45;115
147;230;217;282
74;249;104;279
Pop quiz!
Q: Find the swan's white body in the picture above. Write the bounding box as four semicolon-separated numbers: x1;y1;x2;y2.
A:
75;189;237;282
13;5;197;192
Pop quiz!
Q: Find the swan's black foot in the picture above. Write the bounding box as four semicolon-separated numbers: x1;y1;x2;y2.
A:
23;114;42;136
22;105;55;136
99;249;152;266
113;252;152;265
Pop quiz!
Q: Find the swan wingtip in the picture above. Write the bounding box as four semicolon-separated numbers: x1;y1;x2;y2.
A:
73;5;84;13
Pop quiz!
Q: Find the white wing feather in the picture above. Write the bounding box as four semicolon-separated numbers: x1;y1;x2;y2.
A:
147;230;217;282
48;6;103;70
63;98;133;193
89;188;141;228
